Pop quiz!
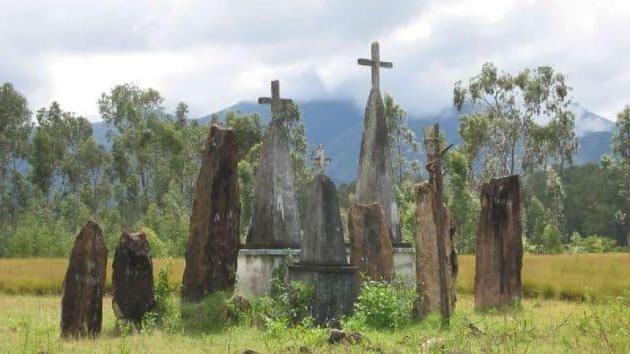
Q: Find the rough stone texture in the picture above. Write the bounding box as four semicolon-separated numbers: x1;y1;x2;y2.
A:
348;203;395;281
182;125;240;302
246;120;301;248
301;174;346;264
112;231;155;325
475;174;523;309
61;220;108;338
414;182;458;318
355;88;402;244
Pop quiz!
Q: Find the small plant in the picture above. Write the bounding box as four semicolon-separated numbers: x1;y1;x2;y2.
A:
350;280;415;330
142;258;180;331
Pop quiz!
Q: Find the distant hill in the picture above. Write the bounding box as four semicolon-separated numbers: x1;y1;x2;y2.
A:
91;100;615;183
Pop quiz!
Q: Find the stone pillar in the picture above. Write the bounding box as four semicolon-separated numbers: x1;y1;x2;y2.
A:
414;182;457;318
246;120;301;248
112;231;155;325
474;174;523;309
182;125;240;302
61;220;108;338
348;203;394;281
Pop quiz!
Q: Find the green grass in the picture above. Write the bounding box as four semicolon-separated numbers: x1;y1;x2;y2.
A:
2;254;629;301
1;294;628;353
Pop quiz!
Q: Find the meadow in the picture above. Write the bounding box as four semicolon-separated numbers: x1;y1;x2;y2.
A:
1;254;629;301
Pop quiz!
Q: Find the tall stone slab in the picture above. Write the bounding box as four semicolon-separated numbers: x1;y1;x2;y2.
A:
112;231;155;325
289;173;358;325
61;220;107;338
182;125;240;302
355;41;402;243
414;182;457;318
348;203;394;281
246;81;301;248
474;174;523;309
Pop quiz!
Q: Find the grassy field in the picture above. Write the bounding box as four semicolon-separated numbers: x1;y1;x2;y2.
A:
1;294;628;353
1;254;629;301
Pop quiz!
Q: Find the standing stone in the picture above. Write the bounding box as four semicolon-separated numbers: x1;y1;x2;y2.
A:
355;41;402;244
61;220;107;338
182;125;240;302
348;203;394;281
112;231;155;325
289;172;358;325
414;182;457;318
474;174;523;309
246;80;301;248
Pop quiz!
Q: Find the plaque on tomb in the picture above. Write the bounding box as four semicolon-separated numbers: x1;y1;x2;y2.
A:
355;41;402;244
112;231;155;325
61;220;108;338
348;203;395;281
474;174;523;309
182;125;241;302
246;80;301;248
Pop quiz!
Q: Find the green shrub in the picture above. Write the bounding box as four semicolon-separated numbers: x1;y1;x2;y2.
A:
142;259;180;332
180;291;231;332
350;280;415;330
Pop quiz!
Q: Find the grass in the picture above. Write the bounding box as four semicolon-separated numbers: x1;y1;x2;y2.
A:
1;293;628;353
1;254;629;301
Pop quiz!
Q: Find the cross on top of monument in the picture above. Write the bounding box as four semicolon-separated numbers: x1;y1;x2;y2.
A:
258;80;293;121
312;144;331;174
357;41;393;91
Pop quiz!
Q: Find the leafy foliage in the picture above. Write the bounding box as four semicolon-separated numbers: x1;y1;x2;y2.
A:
350;280;415;330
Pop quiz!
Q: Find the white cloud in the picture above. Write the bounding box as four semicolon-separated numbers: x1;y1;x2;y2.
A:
0;0;629;121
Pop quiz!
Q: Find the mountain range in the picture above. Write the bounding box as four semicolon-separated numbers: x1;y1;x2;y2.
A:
91;100;616;183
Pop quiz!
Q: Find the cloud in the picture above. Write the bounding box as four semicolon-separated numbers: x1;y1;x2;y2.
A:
0;0;629;121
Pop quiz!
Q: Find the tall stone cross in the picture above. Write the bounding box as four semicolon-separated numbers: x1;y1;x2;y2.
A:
357;41;393;90
312;144;331;175
258;80;293;121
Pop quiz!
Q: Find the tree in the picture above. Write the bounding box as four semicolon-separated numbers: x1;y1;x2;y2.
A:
175;102;189;127
384;93;421;185
611;106;630;246
453;63;577;177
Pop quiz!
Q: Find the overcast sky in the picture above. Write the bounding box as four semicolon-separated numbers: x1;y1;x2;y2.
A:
1;0;629;121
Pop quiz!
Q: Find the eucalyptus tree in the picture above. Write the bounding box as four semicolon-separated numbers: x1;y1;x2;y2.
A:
611;106;630;246
454;63;578;178
383;93;420;185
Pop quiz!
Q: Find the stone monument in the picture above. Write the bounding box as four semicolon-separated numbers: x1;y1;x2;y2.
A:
112;231;155;326
61;220;108;338
289;146;358;325
355;41;402;244
246;80;301;248
474;174;523;309
182;125;240;302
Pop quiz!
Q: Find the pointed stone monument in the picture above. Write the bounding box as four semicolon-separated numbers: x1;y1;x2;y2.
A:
246;80;301;248
182;125;240;302
61;220;107;338
112;231;155;326
289;146;358;325
414;124;458;321
355;41;402;244
475;174;523;309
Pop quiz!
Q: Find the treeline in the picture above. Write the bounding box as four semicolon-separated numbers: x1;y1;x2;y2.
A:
0;63;628;257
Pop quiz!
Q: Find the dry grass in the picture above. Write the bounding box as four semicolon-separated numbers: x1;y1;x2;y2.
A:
1;254;629;301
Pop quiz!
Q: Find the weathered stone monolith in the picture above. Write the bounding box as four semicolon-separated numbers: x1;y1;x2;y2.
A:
474;174;523;309
348;203;394;281
355;42;402;244
61;220;107;338
246;80;301;248
414;182;457;318
289;173;358;325
112;231;155;325
182;125;240;302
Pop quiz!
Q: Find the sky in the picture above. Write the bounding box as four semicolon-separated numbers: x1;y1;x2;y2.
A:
1;0;629;122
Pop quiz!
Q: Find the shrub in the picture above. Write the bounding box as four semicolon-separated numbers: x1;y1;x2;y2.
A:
350;280;415;330
142;259;180;331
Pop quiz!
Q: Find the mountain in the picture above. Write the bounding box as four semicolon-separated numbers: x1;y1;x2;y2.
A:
91;100;615;183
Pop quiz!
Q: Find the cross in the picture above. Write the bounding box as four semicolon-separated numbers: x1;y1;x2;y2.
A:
357;41;393;90
312;144;331;174
258;80;293;121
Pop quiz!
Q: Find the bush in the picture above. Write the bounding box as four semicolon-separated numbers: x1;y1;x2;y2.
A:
142;259;180;331
567;234;619;253
349;280;415;330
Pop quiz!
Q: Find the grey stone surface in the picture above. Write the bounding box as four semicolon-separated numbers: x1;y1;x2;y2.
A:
355;42;401;243
182;125;240;302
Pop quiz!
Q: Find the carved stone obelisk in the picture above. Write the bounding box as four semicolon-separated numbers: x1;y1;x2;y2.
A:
246;80;301;248
289;146;357;325
61;220;107;338
355;41;402;244
474;174;523;309
182;125;240;302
